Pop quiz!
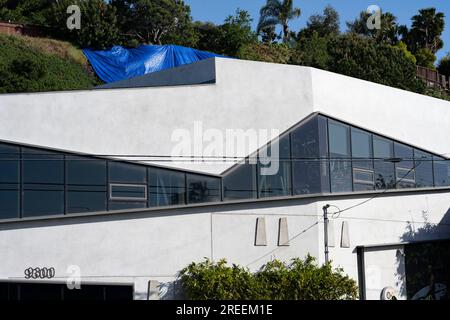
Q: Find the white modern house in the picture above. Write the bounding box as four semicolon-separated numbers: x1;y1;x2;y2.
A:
0;58;449;300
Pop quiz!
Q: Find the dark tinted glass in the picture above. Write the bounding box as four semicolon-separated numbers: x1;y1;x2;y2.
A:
394;143;415;189
148;168;186;207
0;189;19;219
258;134;292;198
351;128;374;191
108;201;147;211
373;136;396;190
351;128;373;169
67;186;107;213
291;116;330;195
187;174;221;204
149;168;185;207
0;144;19;184
23;148;64;184
19;283;62;301
329;120;352;193
0;283;8;300
110;184;147;200
104;285;134;300
23;189;64;217
414;150;433;188
109;161;146;184
63;285;104;301
258;160;291;198
67;156;106;185
433;157;450;187
223;162;257;200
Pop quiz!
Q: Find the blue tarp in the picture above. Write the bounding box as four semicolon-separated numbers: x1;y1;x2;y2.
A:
83;45;224;83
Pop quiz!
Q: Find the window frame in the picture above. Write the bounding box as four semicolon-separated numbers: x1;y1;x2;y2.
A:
109;183;148;202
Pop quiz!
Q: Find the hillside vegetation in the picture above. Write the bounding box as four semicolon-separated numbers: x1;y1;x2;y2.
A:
0;34;100;94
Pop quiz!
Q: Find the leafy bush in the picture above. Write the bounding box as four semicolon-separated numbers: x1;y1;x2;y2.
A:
238;43;292;64
0;34;97;93
326;35;426;94
179;255;358;300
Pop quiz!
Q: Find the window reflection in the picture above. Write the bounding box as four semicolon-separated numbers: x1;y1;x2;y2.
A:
328;120;352;193
394;143;415;189
223;161;257;200
187;174;221;204
351;128;374;191
149;168;186;206
414;150;433;188
258;135;292;198
291;116;329;195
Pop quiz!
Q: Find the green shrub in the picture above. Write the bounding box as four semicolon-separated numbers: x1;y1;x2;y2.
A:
0;34;97;93
179;255;358;300
237;43;292;64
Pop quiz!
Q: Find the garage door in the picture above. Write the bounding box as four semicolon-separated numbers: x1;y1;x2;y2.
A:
0;282;133;300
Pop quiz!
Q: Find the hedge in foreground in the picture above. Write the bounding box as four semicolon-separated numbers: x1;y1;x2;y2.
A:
179;255;358;300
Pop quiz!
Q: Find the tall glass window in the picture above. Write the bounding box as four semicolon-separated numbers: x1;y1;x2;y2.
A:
414;150;433;188
291;116;330;195
149;168;186;207
0;144;20;219
223;161;257;200
22;148;64;217
66;156;107;214
187;174;221;204
258;135;292;198
394;143;415;189
373;135;396;190
433;157;450;187
351;128;374;191
328;120;352;193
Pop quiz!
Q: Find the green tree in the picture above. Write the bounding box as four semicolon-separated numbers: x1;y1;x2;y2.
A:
291;31;329;69
327;35;425;93
395;41;417;65
259;25;280;44
257;0;301;43
220;9;257;56
347;10;401;45
414;48;437;69
402;8;445;55
50;0;120;49
111;0;195;45
437;54;450;77
0;0;53;25
195;9;257;57
299;5;340;39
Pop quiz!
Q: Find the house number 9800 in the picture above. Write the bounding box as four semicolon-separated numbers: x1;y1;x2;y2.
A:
24;267;55;279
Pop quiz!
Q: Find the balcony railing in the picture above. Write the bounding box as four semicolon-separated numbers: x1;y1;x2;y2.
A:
417;66;449;92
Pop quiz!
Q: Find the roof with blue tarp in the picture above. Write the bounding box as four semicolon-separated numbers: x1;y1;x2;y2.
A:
83;45;225;84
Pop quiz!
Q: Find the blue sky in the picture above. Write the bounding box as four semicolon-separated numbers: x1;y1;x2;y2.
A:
185;0;450;61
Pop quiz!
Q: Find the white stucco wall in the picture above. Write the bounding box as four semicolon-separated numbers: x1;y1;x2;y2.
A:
311;67;450;157
0;190;449;300
0;199;320;300
1;58;448;177
1;58;450;300
0;59;315;175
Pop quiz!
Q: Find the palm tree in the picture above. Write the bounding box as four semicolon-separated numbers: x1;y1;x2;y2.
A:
257;0;301;43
